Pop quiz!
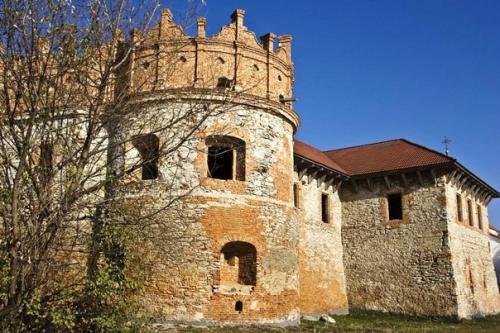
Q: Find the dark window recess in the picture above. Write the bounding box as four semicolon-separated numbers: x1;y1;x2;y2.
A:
132;134;160;180
457;194;463;222
321;193;329;223
217;77;233;89
293;183;300;208
467;199;474;226
477;205;483;230
206;135;245;181
208;146;233;180
235;301;243;313
388;193;403;220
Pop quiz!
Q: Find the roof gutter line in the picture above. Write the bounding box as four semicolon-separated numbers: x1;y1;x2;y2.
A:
294;154;349;178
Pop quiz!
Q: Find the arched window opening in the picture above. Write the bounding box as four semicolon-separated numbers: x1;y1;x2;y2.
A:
132;134;159;180
206;136;245;181
220;241;257;286
235;301;243;313
217;77;233;89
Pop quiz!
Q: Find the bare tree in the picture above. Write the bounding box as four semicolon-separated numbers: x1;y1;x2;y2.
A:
0;0;245;331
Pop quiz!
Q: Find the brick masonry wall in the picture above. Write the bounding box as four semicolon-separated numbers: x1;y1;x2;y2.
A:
445;180;500;318
295;175;349;314
121;9;294;107
340;172;459;317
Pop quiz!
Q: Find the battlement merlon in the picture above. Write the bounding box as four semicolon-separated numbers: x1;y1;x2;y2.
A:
116;8;296;115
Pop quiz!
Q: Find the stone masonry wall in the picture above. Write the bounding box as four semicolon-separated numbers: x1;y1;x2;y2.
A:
117;98;300;325
445;180;500;318
295;175;349;315
340;172;459;317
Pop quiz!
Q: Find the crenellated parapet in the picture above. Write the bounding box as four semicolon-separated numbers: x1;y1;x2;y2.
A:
117;8;294;109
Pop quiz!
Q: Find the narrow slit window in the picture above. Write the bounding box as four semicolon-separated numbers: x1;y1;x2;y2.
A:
456;194;463;222
467;199;474;227
293;183;300;208
321;193;329;223
477;205;483;230
208;146;234;180
388;193;403;221
468;264;474;293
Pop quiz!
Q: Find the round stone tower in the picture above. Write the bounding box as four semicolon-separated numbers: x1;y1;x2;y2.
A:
114;9;301;325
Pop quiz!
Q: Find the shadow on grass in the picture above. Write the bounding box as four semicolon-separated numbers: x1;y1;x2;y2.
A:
155;311;500;333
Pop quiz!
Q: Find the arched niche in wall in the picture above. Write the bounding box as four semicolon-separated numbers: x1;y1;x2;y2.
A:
220;241;257;286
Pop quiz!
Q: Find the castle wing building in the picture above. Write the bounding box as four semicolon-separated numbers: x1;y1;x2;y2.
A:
113;8;499;324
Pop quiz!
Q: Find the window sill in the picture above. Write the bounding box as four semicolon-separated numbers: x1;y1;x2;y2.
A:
213;284;254;296
384;219;405;228
201;177;246;193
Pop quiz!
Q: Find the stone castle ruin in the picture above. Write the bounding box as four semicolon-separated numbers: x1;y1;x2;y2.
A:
111;8;500;325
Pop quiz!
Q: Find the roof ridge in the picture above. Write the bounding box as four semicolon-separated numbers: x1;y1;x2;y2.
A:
323;138;405;153
398;138;456;162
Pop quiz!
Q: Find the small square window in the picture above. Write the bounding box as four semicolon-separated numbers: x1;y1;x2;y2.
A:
388;193;403;220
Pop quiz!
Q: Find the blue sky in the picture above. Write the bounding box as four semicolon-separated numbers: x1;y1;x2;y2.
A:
168;0;500;227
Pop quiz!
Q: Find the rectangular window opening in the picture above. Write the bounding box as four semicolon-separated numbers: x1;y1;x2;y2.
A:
321;193;329;223
388;193;403;221
208;146;234;180
456;194;463;222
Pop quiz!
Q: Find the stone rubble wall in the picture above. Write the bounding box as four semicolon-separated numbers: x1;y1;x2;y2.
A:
445;181;500;318
295;175;349;314
489;233;500;290
340;172;459;317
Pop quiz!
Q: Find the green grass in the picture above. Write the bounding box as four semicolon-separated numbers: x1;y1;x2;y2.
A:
158;312;500;333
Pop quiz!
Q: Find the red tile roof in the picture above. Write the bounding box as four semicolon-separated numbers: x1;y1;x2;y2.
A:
293;140;347;175
323;139;454;176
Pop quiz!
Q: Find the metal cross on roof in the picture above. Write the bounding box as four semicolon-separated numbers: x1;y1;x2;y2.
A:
442;136;452;156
